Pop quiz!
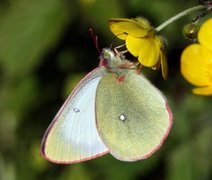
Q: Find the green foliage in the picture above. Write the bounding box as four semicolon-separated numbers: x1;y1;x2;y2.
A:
0;0;211;179
0;0;70;77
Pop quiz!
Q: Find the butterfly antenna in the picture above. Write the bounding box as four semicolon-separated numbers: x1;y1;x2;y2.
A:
89;28;101;53
109;32;126;49
109;35;116;49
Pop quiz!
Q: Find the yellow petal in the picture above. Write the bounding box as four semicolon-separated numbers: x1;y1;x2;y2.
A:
160;50;168;80
108;17;153;40
181;44;212;86
125;35;144;56
198;18;212;51
155;36;168;79
192;86;212;96
151;60;160;70
126;36;160;67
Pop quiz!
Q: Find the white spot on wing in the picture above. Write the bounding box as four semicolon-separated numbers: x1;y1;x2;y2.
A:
119;114;126;122
73;108;80;113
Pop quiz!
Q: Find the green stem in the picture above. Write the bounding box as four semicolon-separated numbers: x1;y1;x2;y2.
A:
156;5;205;32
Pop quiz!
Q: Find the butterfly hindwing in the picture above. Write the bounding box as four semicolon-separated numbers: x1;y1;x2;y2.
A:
96;71;172;161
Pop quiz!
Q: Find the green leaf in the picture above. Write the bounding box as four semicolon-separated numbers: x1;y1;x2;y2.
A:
0;0;70;77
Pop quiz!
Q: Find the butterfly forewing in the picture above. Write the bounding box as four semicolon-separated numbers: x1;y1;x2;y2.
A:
41;67;109;164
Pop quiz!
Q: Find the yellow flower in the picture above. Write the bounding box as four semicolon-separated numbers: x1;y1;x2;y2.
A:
108;17;168;79
181;18;212;95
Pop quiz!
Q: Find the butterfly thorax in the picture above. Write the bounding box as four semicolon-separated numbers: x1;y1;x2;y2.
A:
100;48;136;77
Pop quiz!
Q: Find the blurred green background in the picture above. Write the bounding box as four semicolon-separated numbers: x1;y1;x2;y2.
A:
0;0;211;179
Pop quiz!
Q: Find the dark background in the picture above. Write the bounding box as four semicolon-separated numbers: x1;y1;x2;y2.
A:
0;0;211;179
